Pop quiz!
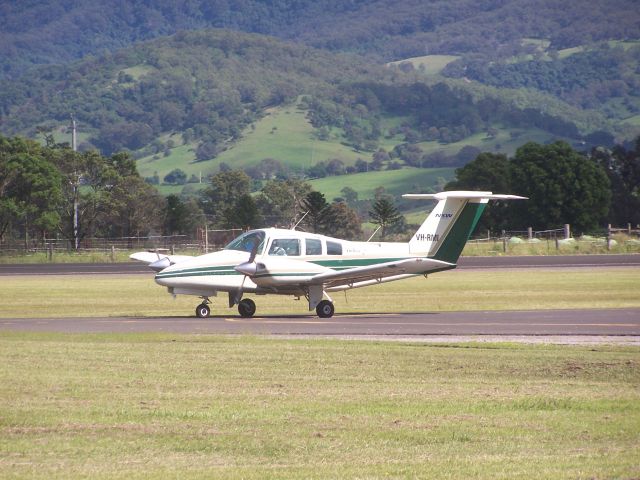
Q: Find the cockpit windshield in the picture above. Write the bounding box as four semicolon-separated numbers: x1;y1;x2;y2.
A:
224;230;265;254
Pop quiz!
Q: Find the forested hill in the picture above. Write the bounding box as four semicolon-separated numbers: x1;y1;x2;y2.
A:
1;28;605;164
0;30;395;155
1;0;638;78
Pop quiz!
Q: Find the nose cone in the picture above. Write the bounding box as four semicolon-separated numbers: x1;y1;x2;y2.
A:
234;262;257;276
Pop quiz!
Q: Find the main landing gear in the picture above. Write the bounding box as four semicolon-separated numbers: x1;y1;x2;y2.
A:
194;295;335;318
315;299;335;318
195;297;257;318
238;298;256;318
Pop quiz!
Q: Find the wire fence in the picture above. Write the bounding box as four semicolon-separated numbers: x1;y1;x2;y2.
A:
467;223;640;252
0;229;242;257
1;224;638;257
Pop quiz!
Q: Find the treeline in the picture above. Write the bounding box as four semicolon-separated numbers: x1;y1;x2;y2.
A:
3;135;637;246
0;136;366;245
2;0;638;77
0;136;165;246
446;138;640;233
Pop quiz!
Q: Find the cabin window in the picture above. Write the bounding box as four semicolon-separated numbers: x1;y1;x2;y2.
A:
305;238;322;256
268;239;300;256
225;230;265;254
326;241;342;255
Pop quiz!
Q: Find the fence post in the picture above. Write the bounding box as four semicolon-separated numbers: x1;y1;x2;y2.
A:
48;243;53;262
607;224;612;251
171;244;175;255
527;227;533;240
110;245;116;262
564;224;570;240
629;223;632;235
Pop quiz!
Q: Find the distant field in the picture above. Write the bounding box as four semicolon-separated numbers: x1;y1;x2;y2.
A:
137;103;365;185
387;54;460;75
214;106;363;170
308;167;454;201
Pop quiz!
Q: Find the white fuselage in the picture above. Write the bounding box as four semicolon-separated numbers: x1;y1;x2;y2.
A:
154;228;412;297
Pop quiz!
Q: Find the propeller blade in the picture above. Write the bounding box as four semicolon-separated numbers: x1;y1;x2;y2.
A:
231;240;262;306
248;240;260;263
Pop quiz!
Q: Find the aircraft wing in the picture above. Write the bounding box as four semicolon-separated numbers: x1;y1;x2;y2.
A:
130;251;194;271
307;257;454;288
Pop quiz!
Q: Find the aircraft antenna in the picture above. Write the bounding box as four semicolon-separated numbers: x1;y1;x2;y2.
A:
291;210;309;230
366;225;382;242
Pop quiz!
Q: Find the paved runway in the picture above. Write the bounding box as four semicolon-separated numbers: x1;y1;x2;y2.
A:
2;308;638;337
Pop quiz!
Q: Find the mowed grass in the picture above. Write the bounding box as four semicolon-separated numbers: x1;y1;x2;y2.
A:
0;268;638;318
0;333;638;478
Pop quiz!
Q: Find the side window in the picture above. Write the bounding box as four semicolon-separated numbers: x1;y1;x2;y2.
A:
268;239;300;256
326;241;342;256
305;238;322;256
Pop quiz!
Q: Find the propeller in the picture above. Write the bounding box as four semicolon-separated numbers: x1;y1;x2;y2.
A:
231;240;262;306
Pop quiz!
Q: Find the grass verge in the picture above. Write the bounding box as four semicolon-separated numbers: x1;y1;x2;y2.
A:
0;333;638;478
0;268;638;318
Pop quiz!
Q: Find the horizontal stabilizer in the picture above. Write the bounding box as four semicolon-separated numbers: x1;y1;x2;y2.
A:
402;191;527;201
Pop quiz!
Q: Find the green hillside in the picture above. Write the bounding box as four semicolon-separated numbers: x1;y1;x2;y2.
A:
136;101;370;186
308;167;454;201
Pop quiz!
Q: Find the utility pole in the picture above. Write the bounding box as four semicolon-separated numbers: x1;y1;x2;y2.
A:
71;114;80;250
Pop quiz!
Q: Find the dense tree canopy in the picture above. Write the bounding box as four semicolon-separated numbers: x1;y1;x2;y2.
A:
510;142;611;232
592;137;640;226
2;0;638;77
446;141;614;233
0;136;165;246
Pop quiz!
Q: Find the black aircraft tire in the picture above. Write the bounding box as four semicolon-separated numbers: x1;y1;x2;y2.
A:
238;298;257;318
316;300;335;318
196;304;211;318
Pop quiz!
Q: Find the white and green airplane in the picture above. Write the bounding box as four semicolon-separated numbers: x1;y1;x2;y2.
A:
132;191;525;318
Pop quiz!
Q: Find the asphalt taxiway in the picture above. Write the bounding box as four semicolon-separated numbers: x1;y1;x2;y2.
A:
1;308;638;339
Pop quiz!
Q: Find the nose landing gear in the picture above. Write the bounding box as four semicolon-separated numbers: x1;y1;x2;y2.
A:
195;297;211;318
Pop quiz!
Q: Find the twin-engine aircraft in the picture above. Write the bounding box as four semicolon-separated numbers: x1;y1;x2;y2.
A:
132;191;525;318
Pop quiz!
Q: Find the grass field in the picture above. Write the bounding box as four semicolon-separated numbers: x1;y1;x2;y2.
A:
1;268;639;478
0;268;638;318
0;333;638;478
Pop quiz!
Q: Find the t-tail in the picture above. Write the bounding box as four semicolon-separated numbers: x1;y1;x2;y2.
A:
403;191;527;264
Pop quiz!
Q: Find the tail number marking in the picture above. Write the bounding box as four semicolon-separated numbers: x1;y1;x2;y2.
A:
415;233;439;242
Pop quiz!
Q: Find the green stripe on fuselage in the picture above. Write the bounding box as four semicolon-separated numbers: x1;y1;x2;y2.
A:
432;201;486;264
154;257;412;279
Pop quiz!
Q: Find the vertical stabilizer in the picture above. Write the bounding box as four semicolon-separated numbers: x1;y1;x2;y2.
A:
403;191;526;264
